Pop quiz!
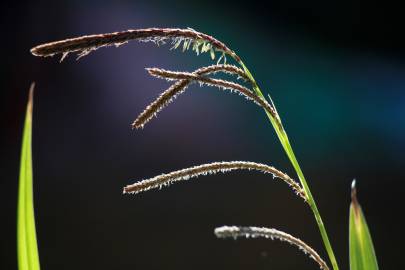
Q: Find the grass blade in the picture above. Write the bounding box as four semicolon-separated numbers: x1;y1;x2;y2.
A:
17;83;40;270
349;180;378;270
239;61;340;270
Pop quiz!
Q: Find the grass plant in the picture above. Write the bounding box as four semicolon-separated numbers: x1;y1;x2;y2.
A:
29;27;380;269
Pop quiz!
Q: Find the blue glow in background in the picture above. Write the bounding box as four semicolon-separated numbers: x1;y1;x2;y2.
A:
1;1;404;269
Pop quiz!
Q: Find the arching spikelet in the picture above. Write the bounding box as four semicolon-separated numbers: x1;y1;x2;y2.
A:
123;161;305;200
30;28;240;62
215;226;329;270
132;64;250;129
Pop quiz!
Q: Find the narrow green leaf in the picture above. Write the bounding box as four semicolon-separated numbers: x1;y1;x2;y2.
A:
349;180;378;270
17;83;40;270
240;61;340;270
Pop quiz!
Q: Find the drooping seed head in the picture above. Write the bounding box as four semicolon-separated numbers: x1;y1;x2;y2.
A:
132;64;251;129
215;226;329;270
123;161;305;200
145;68;278;121
30;28;240;62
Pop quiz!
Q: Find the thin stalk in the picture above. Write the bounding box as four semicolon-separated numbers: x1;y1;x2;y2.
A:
31;28;339;269
238;61;339;270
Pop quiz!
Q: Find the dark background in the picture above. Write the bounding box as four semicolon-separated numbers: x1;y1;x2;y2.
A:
1;1;404;269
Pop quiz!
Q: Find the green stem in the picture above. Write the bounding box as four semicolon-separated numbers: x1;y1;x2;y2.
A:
240;61;339;270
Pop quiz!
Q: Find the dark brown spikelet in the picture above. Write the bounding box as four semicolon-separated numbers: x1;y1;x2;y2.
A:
146;68;278;121
123;161;305;200
132;64;250;129
132;80;190;129
30;28;240;62
215;226;329;270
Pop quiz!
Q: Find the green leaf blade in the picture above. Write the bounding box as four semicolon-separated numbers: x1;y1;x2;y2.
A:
17;83;40;270
349;181;378;270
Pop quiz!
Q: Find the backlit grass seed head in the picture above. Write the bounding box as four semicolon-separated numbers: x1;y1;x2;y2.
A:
146;68;278;121
30;27;281;129
132;64;250;129
32;27;342;270
215;226;329;270
191;64;250;81
132;80;190;129
30;28;240;62
123;161;305;200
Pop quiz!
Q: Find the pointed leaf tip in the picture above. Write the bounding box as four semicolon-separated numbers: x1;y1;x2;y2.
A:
351;179;358;207
351;179;356;193
28;82;35;116
17;83;40;270
349;181;379;270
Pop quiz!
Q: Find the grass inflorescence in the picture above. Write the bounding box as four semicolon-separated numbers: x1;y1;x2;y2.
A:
123;161;306;200
31;27;340;270
215;226;329;270
145;67;277;119
133;64;250;129
30;28;239;62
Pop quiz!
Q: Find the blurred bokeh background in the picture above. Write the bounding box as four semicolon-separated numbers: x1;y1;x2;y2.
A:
1;0;404;269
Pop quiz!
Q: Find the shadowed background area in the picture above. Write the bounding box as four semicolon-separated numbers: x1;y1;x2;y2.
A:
1;0;404;269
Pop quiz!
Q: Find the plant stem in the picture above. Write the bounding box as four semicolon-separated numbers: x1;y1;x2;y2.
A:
239;61;339;270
